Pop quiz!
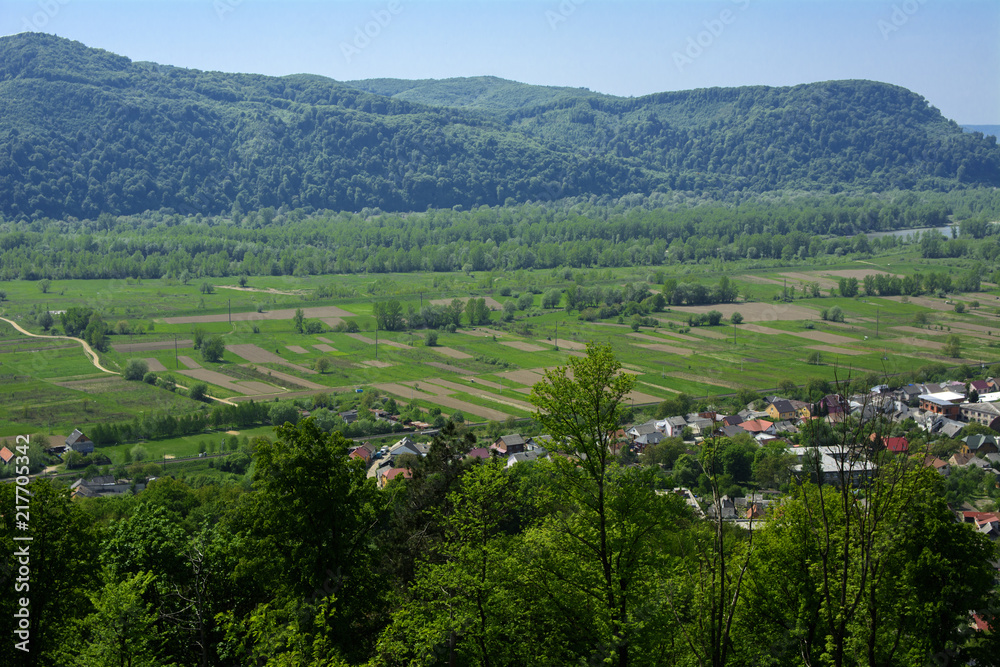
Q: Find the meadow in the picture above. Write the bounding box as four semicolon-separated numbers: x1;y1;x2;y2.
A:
2;246;999;456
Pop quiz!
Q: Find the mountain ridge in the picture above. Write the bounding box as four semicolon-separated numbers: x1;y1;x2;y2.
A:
1;32;998;221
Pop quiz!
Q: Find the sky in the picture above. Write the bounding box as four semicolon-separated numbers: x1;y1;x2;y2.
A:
2;0;998;124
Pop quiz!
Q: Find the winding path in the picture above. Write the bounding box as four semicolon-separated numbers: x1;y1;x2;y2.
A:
0;316;238;406
0;316;118;374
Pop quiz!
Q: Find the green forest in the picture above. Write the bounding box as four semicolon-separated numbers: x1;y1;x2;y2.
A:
2;34;999;221
3;345;998;667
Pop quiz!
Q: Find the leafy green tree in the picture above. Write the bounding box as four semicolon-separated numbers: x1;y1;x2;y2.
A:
61;306;94;338
293;307;305;333
423;329;438;346
123;358;149;381
373;300;404;331
75;570;163;667
314;357;332;373
268;402;299;426
528;342;683;665
201;335;225;362
730;311;743;325
38;310;54;331
943;334;961;357
199;281;214;294
188;382;208;401
38;278;51;293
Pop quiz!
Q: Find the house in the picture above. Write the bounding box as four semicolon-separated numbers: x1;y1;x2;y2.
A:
949;452;976;467
959;511;1000;539
627;421;660;441
466;447;491;460
772;421;799;434
739;419;776;436
719;424;747;438
788;400;813;419
899;385;923;404
348;443;374;464
379;467;412;488
70;476;145;498
634;431;665;447
491;434;526;456
339;409;359;424
0;447;13;465
970;380;991;395
919;393;964;419
923;456;950;477
963;434;1000;456
817;394;849;416
960;402;1000;430
720;415;743;427
664;416;688;438
882;437;909;454
65;429;94;455
388;437;422;462
765;399;797;422
746;503;765;520
507;450;550;467
705;495;737;519
685;414;714;436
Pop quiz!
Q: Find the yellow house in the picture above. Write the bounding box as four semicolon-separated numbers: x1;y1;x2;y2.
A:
765;399;797;422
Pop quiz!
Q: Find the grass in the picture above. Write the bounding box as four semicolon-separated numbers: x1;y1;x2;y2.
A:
4;253;1000;438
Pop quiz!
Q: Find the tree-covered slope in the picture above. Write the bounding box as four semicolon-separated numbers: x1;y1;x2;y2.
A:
1;33;998;221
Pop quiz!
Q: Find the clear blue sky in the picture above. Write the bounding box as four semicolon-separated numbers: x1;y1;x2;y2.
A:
2;0;998;123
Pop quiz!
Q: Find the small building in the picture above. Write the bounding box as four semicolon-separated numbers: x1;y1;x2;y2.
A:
765;399;797;422
491;434;526;456
963;434;1000;456
0;446;14;465
960;402;1000;430
65;429;94;455
918;393;964;419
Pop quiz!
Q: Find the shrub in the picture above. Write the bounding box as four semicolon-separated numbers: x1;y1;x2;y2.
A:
188;383;208;401
424;330;439;347
730;312;743;325
201;336;225;362
142;372;157;384
123;358;149;381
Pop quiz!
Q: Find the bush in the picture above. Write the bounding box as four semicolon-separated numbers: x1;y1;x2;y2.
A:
123;358;149;381
315;357;332;373
954;302;966;314
201;336;225;362
305;320;324;334
142;372;157;384
131;445;148;462
730;312;743;325
424;330;439;347
188;383;208;401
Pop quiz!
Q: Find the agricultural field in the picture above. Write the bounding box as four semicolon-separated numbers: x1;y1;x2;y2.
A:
2;249;1000;451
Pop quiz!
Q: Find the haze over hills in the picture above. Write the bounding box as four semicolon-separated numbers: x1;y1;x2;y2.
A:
1;33;998;221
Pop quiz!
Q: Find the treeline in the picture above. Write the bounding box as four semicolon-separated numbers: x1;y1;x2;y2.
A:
2;192;999;280
3;35;1000;222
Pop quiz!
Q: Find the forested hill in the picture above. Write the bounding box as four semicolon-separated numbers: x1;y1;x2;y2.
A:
2;33;999;221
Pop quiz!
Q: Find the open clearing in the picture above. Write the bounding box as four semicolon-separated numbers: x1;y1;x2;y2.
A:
316;336;336;344
947;321;1000;334
496;369;548;386
423;378;535;411
549;338;587;350
883;295;955;311
345;333;409;348
424;361;470;374
361;360;394;368
177;368;278;395
739;275;785;285
779;272;838;289
634;343;695;356
286;345;308;354
808;345;867;356
672;302;816;322
227;343;318;374
245;366;324;390
430;296;504;310
790;331;859;345
678;329;723;341
216;285;303;296
433;346;473;359
177;355;201;369
313;344;336;352
113;339;192;353
144;358;167;372
821;269;903;280
500;341;547;352
669;372;741;389
321;318;345;328
162;305;354;325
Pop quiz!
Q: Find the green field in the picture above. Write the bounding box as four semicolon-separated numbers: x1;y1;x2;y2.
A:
3;250;1000;446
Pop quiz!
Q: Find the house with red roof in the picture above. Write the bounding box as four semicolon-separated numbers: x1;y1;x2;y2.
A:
0;446;13;465
738;419;776;435
379;467;412;489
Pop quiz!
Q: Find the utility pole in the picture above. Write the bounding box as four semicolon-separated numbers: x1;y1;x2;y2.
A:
875;306;879;338
174;334;178;369
375;322;378;361
228;298;231;325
